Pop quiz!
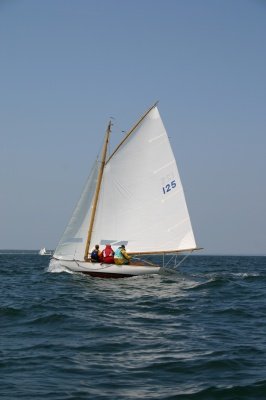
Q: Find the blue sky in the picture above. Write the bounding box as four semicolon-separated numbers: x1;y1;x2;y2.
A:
0;0;265;254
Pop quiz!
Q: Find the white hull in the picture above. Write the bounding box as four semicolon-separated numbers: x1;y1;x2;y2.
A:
51;258;160;278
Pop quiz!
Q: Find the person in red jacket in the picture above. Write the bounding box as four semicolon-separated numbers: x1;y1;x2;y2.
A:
101;244;114;264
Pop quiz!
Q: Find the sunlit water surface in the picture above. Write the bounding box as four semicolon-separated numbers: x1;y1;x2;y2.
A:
1;253;266;399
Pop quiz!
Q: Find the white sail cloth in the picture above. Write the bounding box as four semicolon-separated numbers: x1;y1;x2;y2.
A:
54;161;99;260
54;106;196;261
91;107;196;254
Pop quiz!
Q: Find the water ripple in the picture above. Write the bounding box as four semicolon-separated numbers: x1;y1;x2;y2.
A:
1;254;266;399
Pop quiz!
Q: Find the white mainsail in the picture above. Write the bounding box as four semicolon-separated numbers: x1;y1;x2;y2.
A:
90;106;196;254
53;105;196;262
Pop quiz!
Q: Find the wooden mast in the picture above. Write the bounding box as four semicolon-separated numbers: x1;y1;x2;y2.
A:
84;121;111;261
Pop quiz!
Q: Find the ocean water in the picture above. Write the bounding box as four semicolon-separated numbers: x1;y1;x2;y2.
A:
1;253;266;400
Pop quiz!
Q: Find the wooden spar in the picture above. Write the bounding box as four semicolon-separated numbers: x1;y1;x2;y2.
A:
84;121;111;260
106;101;158;164
127;247;203;256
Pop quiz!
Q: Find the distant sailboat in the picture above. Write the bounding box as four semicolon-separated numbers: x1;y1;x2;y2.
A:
50;103;200;277
39;248;53;256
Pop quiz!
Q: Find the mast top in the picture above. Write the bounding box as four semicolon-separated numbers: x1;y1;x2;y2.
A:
106;101;158;164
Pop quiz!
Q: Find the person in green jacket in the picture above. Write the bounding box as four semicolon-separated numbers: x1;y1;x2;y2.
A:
114;245;131;265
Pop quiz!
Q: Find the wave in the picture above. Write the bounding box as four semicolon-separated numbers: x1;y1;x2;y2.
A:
0;306;25;317
163;379;266;399
46;259;73;274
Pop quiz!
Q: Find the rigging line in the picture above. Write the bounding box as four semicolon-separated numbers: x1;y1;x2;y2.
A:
131;257;157;267
162;250;194;270
174;251;193;268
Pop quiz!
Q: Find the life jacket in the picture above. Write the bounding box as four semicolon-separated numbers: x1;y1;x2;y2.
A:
114;247;130;265
91;249;99;262
114;248;123;259
102;245;114;264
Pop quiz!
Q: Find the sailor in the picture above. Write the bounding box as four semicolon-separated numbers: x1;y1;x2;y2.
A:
101;244;115;264
90;244;101;262
114;244;131;265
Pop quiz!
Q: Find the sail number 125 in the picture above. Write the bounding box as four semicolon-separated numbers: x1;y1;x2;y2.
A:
162;180;176;194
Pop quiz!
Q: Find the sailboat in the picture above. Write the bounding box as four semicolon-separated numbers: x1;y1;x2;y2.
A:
39;247;53;256
50;103;199;278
